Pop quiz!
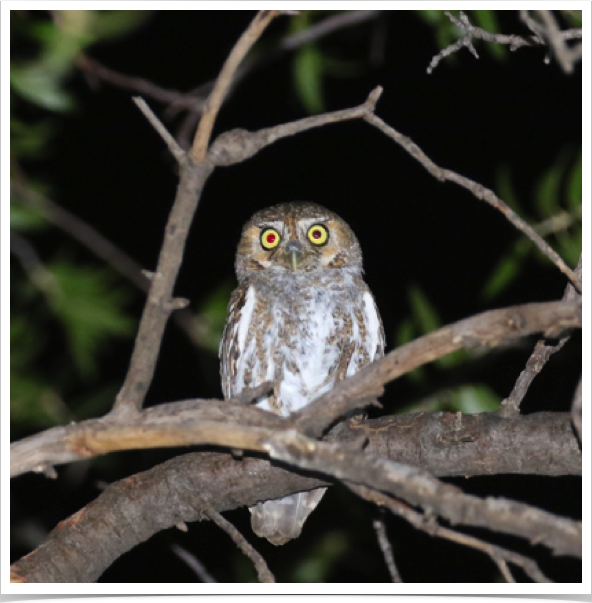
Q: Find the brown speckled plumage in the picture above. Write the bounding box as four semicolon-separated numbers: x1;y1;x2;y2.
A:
220;202;385;545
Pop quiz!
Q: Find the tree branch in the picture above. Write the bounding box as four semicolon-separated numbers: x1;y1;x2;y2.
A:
500;256;582;415
373;511;403;582
12;410;581;583
427;10;582;74
262;430;581;558
363;112;581;291
200;497;275;583
294;299;581;437
190;10;281;162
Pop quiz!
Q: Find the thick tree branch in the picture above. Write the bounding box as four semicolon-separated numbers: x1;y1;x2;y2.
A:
110;158;214;416
262;431;581;558
12;409;581;583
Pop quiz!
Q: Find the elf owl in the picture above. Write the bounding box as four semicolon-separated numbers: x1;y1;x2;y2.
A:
220;202;384;546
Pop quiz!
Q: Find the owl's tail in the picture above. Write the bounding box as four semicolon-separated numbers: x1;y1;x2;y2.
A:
249;487;327;546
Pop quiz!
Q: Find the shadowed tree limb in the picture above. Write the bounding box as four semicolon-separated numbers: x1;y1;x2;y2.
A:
11;414;580;583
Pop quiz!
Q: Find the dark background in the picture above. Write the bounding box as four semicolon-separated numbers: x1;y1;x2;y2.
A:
11;10;582;583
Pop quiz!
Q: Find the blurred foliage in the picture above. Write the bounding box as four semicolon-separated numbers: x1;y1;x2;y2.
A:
395;284;498;415
10;11;148;430
290;11;365;114
11;10;149;113
483;148;582;299
194;281;235;355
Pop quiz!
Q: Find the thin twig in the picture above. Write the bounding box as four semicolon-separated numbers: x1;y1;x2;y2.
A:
10;232;58;296
77;53;207;112
200;498;275;583
209;86;382;166
364;112;581;291
191;10;280;163
373;511;403;582
170;543;217;583
533;10;583;74
428;10;582;74
281;10;381;50
352;486;553;583
500;255;582;414
132;97;185;162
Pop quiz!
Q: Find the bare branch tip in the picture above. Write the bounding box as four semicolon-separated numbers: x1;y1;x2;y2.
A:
367;86;384;108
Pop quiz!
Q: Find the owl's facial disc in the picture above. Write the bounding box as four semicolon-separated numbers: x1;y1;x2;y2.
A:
235;202;363;279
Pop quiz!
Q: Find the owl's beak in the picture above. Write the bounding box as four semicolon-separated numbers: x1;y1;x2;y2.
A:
286;241;304;271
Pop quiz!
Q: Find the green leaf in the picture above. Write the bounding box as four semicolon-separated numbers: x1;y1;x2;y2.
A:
449;384;500;413
10;375;71;428
482;238;530;299
533;149;571;220
560;10;582;27
495;163;525;215
556;228;582;266
395;316;427;383
417;10;444;25
566;151;582;211
46;262;135;377
293;43;325;114
89;10;151;41
395;316;415;347
10;200;47;232
10;117;56;159
195;281;234;354
289;531;348;582
408;284;441;335
11;64;76;112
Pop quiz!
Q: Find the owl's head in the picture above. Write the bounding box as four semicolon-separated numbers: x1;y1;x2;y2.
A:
235;202;363;280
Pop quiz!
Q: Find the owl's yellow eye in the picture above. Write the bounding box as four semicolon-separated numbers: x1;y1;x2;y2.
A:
260;228;281;250
307;224;329;246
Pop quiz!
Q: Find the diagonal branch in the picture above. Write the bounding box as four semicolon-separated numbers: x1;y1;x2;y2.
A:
294;299;581;437
200;498;275;583
262;430;582;558
191;10;281;163
500;256;582;414
363;112;581;291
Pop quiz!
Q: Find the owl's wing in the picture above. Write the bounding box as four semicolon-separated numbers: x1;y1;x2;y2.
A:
346;289;385;379
219;282;256;400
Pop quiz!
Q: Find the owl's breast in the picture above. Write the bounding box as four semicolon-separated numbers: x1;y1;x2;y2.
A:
223;272;383;416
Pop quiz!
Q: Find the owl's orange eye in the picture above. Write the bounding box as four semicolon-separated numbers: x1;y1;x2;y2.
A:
260;228;281;250
307;224;329;246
